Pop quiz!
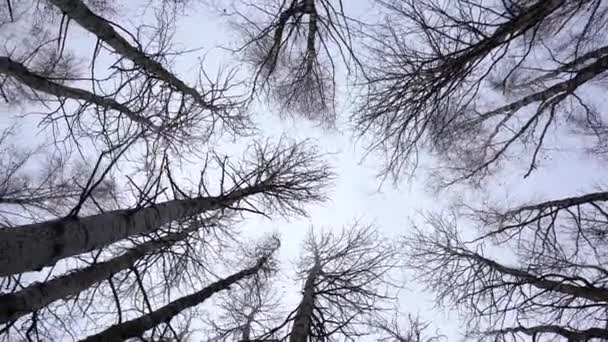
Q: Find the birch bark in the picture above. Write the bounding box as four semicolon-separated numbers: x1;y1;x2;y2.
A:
0;222;201;323
0;185;263;276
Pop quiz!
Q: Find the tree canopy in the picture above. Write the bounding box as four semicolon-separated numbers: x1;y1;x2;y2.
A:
1;0;606;341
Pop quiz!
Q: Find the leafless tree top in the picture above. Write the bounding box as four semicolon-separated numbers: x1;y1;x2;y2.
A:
259;223;400;341
229;0;364;127
405;208;608;341
372;312;445;342
355;0;608;185
1;0;252;162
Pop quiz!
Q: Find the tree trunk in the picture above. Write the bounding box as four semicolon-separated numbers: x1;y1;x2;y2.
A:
47;0;214;111
0;57;158;132
484;52;608;117
80;254;271;341
289;259;320;342
489;325;608;341
468;251;608;303
446;0;563;70
241;312;255;341
304;0;317;74
0;222;201;323
0;185;264;276
507;190;608;215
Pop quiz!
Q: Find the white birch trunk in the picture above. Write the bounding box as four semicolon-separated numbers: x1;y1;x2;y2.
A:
0;224;198;323
0;186;261;276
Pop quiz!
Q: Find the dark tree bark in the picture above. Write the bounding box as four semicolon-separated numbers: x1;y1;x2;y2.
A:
0;186;252;276
288;257;320;342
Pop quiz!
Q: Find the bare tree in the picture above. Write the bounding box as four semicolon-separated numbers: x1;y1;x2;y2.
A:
206;277;282;341
48;0;247;134
0;139;332;275
0;56;157;132
0;212;230;324
0;137;332;341
229;0;362;125
351;1;608;339
405;205;608;341
0;126;118;226
0;1;487;341
0;0;249;163
372;312;443;342
251;223;400;341
355;0;608;183
0;2;341;341
79;235;281;341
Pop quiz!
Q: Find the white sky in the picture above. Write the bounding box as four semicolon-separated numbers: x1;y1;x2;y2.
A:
1;0;606;340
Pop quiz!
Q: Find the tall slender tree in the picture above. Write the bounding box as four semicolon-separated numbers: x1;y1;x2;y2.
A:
1;0;249;161
229;0;362;125
206;277;282;341
0;140;332;276
0;213;228;324
405;202;608;341
0;2;339;340
13;0;608;340
0;140;331;340
48;0;247;136
356;0;608;183
263;224;399;341
80;235;281;341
